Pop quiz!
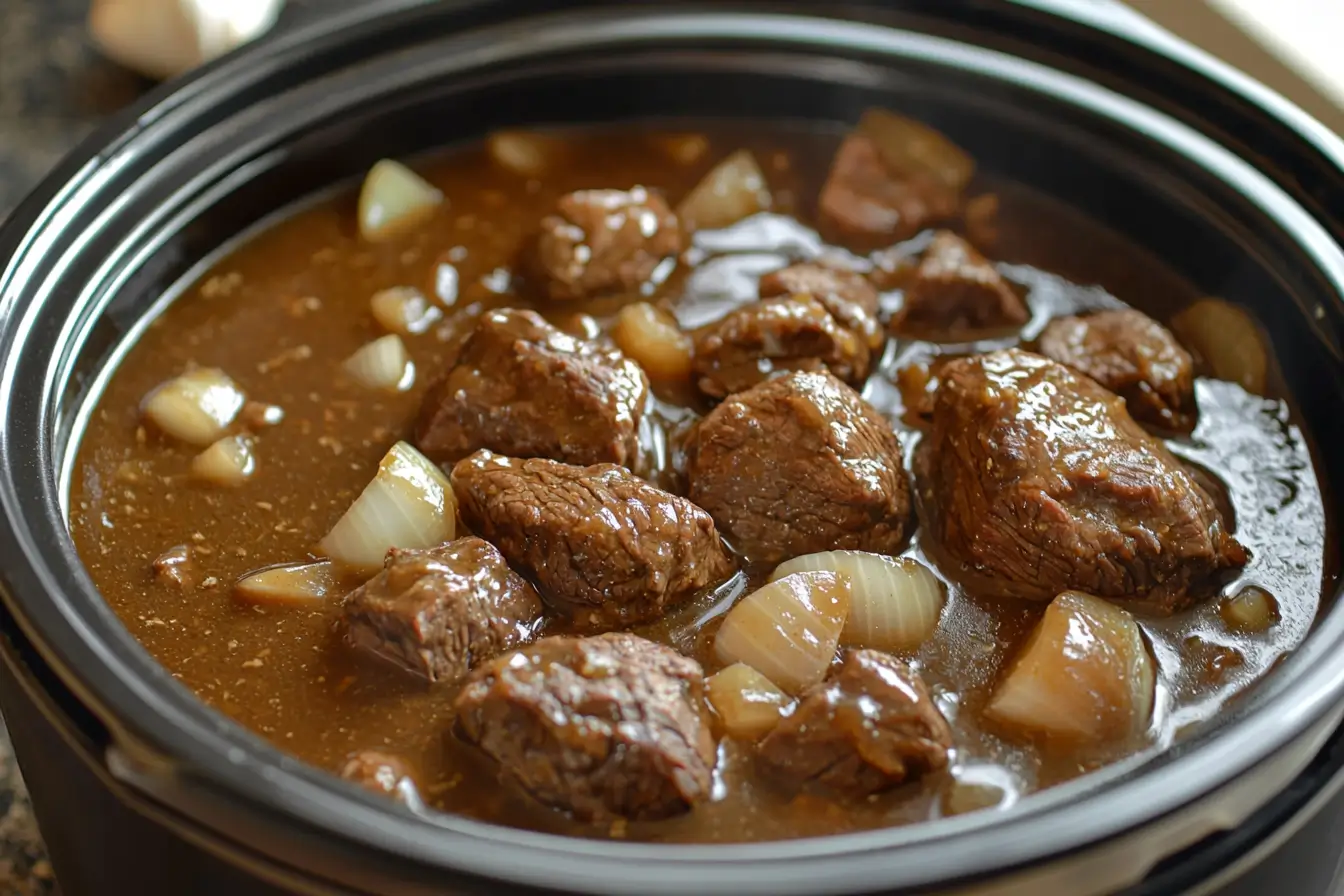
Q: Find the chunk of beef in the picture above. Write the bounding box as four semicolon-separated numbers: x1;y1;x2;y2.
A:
757;649;952;796
414;309;649;468
152;544;195;591
451;451;736;632
918;349;1247;613
758;262;883;345
343;536;543;683
455;632;715;821
339;750;424;808
1038;308;1196;431
818;134;960;250
535;187;684;301
692;296;871;399
895;231;1028;336
688;370;911;564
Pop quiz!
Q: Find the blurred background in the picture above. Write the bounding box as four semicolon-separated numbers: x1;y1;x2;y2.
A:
0;0;1340;893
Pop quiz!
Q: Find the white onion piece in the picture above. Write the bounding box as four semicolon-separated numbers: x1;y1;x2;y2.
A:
611;302;693;380
89;0;283;81
1221;586;1279;634
713;571;850;694
487;130;564;178
141;367;245;446
857;108;975;193
190;435;255;487
677;149;771;231
771;552;945;652
705;663;792;741
234;560;337;607
318;442;455;574
986;591;1154;744
1171;297;1268;394
370;287;442;335
358;160;443;242
343;334;414;392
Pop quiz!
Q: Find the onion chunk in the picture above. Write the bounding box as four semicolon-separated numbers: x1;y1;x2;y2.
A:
141;367;245;446
771;551;945;652
487;130;565;178
677;149;771;231
714;571;850;694
706;663;792;741
318;442;455;574
371;287;442;335
358;160;443;242
190;435;255;487
857;108;975;193
986;591;1154;744
1171;297;1268;394
611;302;693;380
1221;586;1279;634
235;560;338;607
343;334;415;392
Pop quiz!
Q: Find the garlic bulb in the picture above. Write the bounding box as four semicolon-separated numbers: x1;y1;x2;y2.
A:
713;571;850;694
319;442;455;574
234;560;337;607
986;591;1155;744
771;551;945;652
89;0;285;81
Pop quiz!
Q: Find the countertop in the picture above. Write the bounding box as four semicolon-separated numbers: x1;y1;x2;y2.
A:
0;1;1341;894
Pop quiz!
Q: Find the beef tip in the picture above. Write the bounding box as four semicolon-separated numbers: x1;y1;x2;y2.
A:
758;262;883;344
451;451;736;632
339;750;424;808
535;187;684;301
688;370;911;564
343;536;543;684
1038;308;1196;432
758;649;952;797
818;134;960;250
692;296;872;399
152;544;195;591
414;308;649;468
894;230;1028;336
455;632;715;821
918;349;1248;613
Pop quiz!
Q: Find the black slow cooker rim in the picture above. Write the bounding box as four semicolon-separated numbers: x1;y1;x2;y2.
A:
1;1;1344;892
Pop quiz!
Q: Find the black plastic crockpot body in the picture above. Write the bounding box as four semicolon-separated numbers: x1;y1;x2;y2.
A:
1;1;1344;893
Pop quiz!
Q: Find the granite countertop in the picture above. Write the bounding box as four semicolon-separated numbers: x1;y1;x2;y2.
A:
0;3;345;892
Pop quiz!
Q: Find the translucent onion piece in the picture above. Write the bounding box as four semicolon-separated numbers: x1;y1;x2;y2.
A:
655;134;711;166
1220;586;1279;634
487;130;565;178
986;591;1154;744
771;552;945;652
611;302;693;380
677;149;772;231
857;108;975;193
713;571;850;694
89;0;284;81
141;367;245;446
190;435;256;487
234;560;337;607
705;663;792;741
358;160;443;242
1171;297;1268;395
318;442;455;574
371;287;442;336
343;334;414;392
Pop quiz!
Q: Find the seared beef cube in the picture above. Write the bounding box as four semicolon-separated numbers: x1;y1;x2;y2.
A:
451;451;736;632
919;349;1247;613
414;309;649;468
340;750;424;808
535;187;684;301
455;632;716;821
758;649;952;796
343;537;543;683
1039;308;1196;431
818;134;960;250
758;262;883;346
688;370;911;564
692;296;872;399
895;230;1028;335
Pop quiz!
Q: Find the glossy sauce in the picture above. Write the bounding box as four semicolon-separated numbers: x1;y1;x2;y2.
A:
67;124;1329;842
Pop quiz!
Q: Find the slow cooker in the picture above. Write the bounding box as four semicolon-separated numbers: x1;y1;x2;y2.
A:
0;1;1342;893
